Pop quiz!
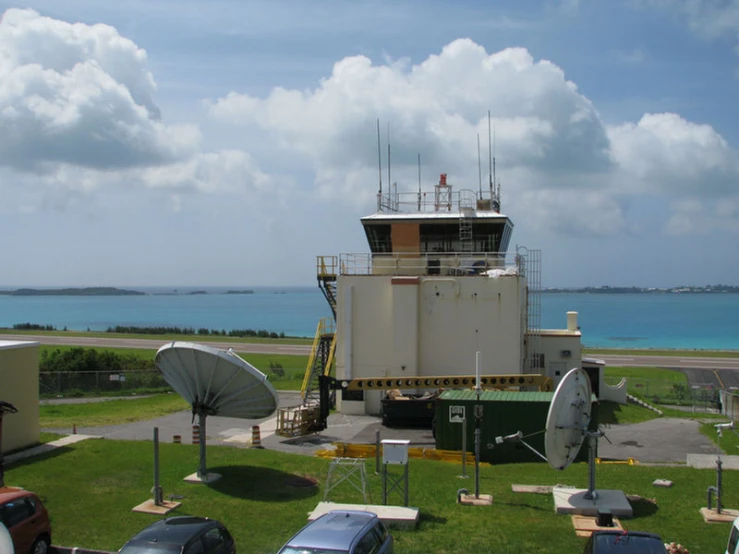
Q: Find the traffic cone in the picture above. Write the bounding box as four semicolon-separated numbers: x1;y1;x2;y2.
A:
251;425;263;449
192;424;200;445
173;434;182;444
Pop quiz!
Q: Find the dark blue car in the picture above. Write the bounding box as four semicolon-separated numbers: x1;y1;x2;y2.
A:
118;516;236;554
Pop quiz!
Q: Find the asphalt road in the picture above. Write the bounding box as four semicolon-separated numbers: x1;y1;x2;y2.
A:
591;353;739;390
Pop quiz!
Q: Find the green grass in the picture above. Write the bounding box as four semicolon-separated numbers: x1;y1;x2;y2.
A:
5;438;734;554
39;345;309;372
39;394;190;428
700;420;739;455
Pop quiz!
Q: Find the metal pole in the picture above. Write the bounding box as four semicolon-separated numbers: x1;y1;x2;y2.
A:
717;457;723;514
153;427;163;505
198;412;207;480
584;434;598;501
404;463;409;507
375;430;381;474
474;427;481;498
382;464;387;505
460;418;468;478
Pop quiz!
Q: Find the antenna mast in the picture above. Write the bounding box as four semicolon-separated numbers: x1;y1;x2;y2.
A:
477;134;482;196
387;122;391;196
487;111;493;196
377;118;382;196
417;153;422;211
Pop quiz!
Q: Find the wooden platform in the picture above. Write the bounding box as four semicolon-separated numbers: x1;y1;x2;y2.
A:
699;507;739;523
132;499;181;515
571;515;623;537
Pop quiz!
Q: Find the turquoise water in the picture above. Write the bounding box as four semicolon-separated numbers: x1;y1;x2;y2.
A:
0;287;737;350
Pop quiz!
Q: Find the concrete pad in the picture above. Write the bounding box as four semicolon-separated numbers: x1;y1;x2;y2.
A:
458;493;493;506
687;454;739;470
571;514;623;537
553;486;633;518
5;434;102;464
699;507;739;523
512;484;553;494
183;472;222;484
132;499;182;515
308;501;419;530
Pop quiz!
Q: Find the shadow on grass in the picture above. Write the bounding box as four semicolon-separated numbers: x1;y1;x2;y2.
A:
629;496;660;518
5;444;74;468
598;402;626;425
206;465;320;502
418;512;447;525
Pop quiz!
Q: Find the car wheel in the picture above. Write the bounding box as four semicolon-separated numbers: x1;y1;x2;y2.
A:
31;536;50;554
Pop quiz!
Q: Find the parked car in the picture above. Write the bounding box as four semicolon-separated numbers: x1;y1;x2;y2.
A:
278;510;393;554
118;516;235;554
0;487;52;554
584;530;667;553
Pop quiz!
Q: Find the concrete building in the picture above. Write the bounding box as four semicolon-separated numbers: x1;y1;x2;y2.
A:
0;340;40;453
309;174;620;416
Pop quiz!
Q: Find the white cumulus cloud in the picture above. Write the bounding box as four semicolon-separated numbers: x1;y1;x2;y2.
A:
0;8;199;172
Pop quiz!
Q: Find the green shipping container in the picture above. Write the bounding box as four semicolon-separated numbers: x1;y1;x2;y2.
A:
435;390;597;465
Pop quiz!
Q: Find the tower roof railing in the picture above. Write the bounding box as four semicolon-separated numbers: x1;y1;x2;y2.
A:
338;251;525;277
377;181;500;214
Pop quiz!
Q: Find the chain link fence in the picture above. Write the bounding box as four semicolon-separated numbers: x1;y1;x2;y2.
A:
39;367;307;397
605;376;721;413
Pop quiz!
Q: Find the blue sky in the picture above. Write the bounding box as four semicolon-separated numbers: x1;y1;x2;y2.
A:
1;0;738;288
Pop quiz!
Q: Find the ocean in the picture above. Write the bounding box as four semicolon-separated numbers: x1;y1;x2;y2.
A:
1;286;738;351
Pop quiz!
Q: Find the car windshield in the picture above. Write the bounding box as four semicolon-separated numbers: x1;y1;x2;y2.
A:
592;534;666;553
118;545;182;554
280;546;349;554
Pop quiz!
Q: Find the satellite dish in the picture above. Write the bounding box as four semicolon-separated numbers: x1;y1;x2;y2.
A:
545;367;592;471
155;342;279;482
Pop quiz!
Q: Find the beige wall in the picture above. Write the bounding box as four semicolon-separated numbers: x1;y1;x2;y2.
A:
0;341;40;453
335;274;529;414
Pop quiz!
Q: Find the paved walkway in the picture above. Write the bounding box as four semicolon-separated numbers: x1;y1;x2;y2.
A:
4;394;735;467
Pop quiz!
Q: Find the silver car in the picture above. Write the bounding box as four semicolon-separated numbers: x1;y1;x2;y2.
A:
278;510;393;554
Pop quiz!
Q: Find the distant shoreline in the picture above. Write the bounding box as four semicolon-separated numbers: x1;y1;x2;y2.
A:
0;287;255;297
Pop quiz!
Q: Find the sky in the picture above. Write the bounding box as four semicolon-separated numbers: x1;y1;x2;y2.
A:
1;0;739;289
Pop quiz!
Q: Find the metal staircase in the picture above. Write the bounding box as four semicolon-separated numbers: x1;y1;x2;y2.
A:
298;256;340;406
317;256;338;318
301;318;337;405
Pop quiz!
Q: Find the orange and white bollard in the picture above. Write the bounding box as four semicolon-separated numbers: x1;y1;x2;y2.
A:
192;424;200;445
173;434;182;444
251;425;263;448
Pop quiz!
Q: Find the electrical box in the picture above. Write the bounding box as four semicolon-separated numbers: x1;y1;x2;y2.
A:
382;439;410;465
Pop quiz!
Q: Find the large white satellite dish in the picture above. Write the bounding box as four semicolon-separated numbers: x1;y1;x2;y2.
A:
545;367;592;471
155;341;279;482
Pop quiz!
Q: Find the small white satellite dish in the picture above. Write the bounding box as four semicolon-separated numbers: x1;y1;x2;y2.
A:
545;367;592;471
155;342;279;481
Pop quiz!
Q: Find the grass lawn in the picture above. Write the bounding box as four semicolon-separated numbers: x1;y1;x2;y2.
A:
5;437;735;554
39;394;190;428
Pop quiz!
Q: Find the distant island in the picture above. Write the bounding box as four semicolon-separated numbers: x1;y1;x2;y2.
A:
226;290;254;294
543;285;739;294
0;287;145;296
